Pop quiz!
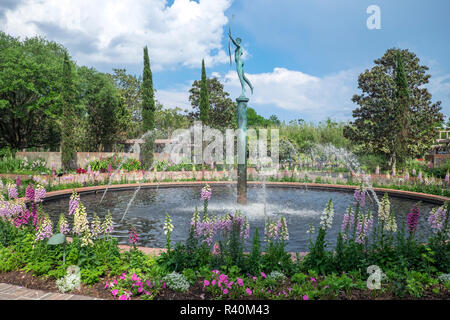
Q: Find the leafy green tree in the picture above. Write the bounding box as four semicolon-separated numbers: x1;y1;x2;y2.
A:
268;115;281;126
141;46;156;168
247;107;271;127
61;52;77;169
199;59;210;125
189;77;236;129
344;48;443;169
0;32;65;150
155;103;190;137
85;70;130;152
108;68;143;138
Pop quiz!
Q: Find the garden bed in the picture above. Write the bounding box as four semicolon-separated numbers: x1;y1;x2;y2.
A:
1;269;448;300
0;184;449;301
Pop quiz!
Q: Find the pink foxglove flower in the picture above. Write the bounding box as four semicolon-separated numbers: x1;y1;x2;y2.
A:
7;184;18;200
34;185;46;202
25;185;35;201
201;184;212;201
407;203;420;234
128;226;139;245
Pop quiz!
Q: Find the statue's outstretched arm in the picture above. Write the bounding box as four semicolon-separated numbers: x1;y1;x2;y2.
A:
228;32;238;47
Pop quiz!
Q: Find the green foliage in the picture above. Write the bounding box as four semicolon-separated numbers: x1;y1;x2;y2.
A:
61;52;77;170
87;155;141;172
189;77;236;129
108;68;143;138
279;118;352;155
302;228;334;274
199;59;210;125
142;46;155;132
85;70;130;152
0;32;65;150
344;48;444;169
246;228;262;275
247;107;273;127
405;270;439;298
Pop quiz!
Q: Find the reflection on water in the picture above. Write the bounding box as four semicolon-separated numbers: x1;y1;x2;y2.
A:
43;186;437;252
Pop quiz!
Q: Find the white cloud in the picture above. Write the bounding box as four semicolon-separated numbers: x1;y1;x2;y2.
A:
155;67;361;121
156;87;191;111
217;67;360;121
1;0;231;70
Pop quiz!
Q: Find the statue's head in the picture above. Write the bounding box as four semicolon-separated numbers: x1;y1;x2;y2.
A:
236;37;242;44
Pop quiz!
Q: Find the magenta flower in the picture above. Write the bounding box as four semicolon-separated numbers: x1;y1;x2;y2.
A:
223;288;228;295
261;272;266;279
219;274;229;283
310;277;316;282
246;288;252;295
128;226;139;245
111;289;118;297
237;278;244;287
25;185;35;201
303;295;309;300
407;203;420;234
204;280;210;287
353;187;365;207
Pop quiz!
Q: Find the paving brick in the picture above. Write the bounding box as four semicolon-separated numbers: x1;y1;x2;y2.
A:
21;289;52;300
0;282;102;300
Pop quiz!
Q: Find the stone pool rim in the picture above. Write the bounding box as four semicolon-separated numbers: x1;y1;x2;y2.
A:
40;181;449;205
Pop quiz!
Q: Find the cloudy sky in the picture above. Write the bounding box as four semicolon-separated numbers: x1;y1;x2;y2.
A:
1;0;449;122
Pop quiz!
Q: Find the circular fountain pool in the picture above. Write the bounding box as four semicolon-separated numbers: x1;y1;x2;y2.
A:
42;185;439;252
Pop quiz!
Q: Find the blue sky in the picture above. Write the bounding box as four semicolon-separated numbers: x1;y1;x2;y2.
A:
1;0;449;122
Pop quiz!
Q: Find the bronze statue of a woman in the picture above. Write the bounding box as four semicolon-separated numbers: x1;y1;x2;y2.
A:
228;28;254;98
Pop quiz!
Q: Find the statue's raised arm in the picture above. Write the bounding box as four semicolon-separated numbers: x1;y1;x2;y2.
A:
228;29;253;97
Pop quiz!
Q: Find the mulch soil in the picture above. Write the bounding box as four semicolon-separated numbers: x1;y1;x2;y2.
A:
0;270;448;300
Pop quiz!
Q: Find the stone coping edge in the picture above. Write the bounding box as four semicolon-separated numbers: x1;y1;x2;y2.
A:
41;181;449;205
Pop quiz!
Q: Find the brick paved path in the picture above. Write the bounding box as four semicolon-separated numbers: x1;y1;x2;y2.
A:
0;283;101;300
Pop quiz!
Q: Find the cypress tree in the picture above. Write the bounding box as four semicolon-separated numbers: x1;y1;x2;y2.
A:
142;46;155;131
61;52;77;170
199;59;210;125
141;46;155;168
